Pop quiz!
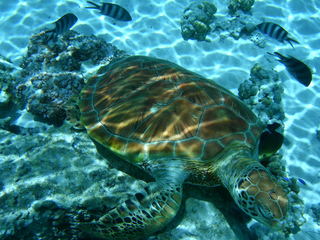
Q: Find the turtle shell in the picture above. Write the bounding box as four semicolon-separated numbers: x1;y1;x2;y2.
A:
79;56;264;185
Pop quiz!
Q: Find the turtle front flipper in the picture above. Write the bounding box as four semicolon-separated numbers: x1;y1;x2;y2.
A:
73;182;183;239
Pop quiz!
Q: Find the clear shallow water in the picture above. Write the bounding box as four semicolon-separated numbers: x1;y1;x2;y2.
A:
0;0;319;239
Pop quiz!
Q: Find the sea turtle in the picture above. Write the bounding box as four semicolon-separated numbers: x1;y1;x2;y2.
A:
78;55;288;239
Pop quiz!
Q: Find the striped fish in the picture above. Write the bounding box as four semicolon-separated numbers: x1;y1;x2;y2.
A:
86;1;132;21
257;22;299;48
269;52;312;87
45;13;78;41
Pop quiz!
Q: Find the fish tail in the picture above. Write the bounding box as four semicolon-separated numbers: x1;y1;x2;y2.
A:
287;37;299;48
86;1;100;10
273;51;283;58
268;52;287;64
267;52;276;57
273;52;286;60
267;51;281;59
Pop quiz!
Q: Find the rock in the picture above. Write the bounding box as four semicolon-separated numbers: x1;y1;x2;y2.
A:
238;63;285;125
4;31;127;128
26;72;84;127
228;0;255;15
0;127;135;239
180;1;217;41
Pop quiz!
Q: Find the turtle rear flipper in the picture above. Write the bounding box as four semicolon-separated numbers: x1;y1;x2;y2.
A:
75;183;183;239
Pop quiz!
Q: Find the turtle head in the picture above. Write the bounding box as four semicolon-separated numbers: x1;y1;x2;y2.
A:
234;168;288;227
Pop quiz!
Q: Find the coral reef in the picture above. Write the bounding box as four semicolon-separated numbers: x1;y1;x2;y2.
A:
238;63;306;239
4;31;126;129
26;72;84;126
228;0;255;15
180;1;217;41
20;30;122;74
238;63;285;126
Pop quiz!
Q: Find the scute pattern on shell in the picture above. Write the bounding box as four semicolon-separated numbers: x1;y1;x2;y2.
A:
79;56;263;167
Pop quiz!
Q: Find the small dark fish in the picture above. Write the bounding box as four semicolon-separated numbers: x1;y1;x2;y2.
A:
259;122;284;158
282;177;307;185
282;177;290;182
45;13;78;40
257;22;299;48
269;52;312;87
297;178;307;185
86;1;132;21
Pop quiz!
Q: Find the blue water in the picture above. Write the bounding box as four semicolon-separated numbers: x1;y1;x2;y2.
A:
0;0;319;239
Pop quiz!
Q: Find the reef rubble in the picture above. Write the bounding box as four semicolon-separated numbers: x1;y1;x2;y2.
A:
238;63;285;126
180;1;217;41
1;30;126;131
228;0;256;15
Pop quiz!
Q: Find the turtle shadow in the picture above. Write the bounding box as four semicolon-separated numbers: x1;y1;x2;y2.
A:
93;139;258;240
